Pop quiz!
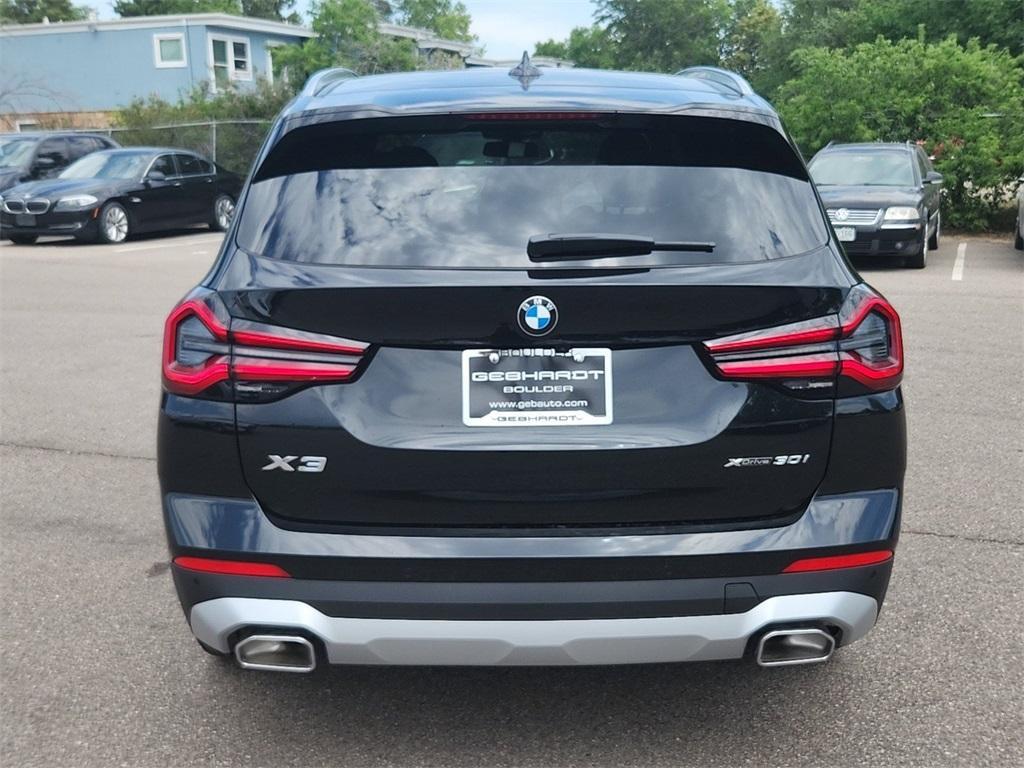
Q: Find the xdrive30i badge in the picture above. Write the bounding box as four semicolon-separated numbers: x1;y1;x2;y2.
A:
517;296;558;336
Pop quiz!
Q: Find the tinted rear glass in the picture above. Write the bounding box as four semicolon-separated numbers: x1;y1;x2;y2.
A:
238;115;828;268
809;150;916;187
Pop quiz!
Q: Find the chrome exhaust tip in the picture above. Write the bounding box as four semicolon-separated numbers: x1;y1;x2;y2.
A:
756;628;835;668
234;634;316;673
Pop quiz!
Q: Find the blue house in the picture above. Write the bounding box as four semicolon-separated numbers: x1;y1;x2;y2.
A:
0;14;314;129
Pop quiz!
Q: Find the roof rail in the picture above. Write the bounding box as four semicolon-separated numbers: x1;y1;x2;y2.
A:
301;67;359;98
674;66;754;97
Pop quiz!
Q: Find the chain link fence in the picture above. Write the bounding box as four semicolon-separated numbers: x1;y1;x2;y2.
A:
84;120;272;175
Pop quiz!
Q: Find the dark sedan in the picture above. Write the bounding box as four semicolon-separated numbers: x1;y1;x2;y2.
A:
0;148;242;244
808;142;942;269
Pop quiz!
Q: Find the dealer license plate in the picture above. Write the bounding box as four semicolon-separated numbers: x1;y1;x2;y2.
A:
462;348;613;427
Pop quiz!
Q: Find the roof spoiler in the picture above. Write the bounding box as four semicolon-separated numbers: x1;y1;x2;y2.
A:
674;66;754;97
301;67;359;98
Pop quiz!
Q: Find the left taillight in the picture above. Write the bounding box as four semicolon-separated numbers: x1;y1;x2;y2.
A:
162;296;231;397
162;290;369;400
703;284;903;394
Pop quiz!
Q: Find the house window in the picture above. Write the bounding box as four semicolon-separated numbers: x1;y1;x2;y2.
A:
210;35;252;89
154;33;187;68
232;41;251;77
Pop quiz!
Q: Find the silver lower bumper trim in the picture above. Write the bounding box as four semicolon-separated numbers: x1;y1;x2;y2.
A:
190;592;878;666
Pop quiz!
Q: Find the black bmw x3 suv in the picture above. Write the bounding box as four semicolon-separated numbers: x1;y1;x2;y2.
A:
159;62;906;672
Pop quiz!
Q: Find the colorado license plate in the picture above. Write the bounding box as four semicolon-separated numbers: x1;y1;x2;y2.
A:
462;348;613;427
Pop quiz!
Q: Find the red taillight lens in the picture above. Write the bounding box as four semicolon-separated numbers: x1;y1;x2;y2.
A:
162;292;369;399
837;287;903;390
162;298;231;396
782;549;893;573
173;556;291;578
703;284;903;393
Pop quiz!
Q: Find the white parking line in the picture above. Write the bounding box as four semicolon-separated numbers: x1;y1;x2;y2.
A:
952;242;967;281
113;237;223;256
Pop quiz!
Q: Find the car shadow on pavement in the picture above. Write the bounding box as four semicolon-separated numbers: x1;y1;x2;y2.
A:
848;256;913;272
201;658;850;763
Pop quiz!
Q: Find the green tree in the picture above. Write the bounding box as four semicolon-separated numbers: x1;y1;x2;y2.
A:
780;0;1024;57
392;0;473;42
241;0;300;23
722;0;784;94
1;0;88;23
536;0;733;72
113;0;241;16
535;25;615;69
777;36;1024;230
596;0;730;72
114;81;293;173
271;0;418;82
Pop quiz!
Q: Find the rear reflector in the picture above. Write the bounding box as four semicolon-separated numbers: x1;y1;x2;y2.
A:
173;556;291;578
782;550;893;573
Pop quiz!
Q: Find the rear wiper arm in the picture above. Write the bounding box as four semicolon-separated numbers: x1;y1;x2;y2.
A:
527;233;715;262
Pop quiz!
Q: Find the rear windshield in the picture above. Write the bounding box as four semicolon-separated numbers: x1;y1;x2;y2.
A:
237;115;828;268
809;150;916;187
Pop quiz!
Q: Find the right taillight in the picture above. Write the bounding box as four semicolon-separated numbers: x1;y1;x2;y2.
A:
162;290;369;400
836;284;903;391
704;284;903;394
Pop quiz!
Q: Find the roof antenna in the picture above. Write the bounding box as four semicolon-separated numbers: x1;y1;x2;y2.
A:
509;51;542;90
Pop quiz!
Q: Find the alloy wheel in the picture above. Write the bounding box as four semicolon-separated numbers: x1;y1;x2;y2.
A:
215;196;235;230
103;205;129;243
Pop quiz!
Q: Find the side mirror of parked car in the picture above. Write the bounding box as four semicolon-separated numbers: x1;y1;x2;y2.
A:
146;170;166;185
925;171;943;185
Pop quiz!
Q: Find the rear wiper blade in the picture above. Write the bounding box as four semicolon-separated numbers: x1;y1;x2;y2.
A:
527;233;716;262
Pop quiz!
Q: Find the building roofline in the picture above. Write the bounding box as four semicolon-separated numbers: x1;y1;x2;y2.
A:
376;22;475;56
0;14;477;56
0;13;316;38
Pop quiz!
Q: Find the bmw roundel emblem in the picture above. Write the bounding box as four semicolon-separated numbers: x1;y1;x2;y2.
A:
517;295;558;336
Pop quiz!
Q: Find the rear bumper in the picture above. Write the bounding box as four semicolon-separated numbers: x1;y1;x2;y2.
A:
190;591;879;665
167;487;898;663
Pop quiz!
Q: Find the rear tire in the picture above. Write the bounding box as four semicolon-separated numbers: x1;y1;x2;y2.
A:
905;210;928;269
928;210;940;250
9;234;38;245
98;202;130;244
210;194;235;232
1015;216;1023;250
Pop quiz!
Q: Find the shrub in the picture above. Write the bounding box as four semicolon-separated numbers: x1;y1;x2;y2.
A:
777;36;1024;230
112;81;292;173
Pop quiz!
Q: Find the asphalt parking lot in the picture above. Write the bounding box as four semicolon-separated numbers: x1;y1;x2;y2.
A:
1;231;1022;767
